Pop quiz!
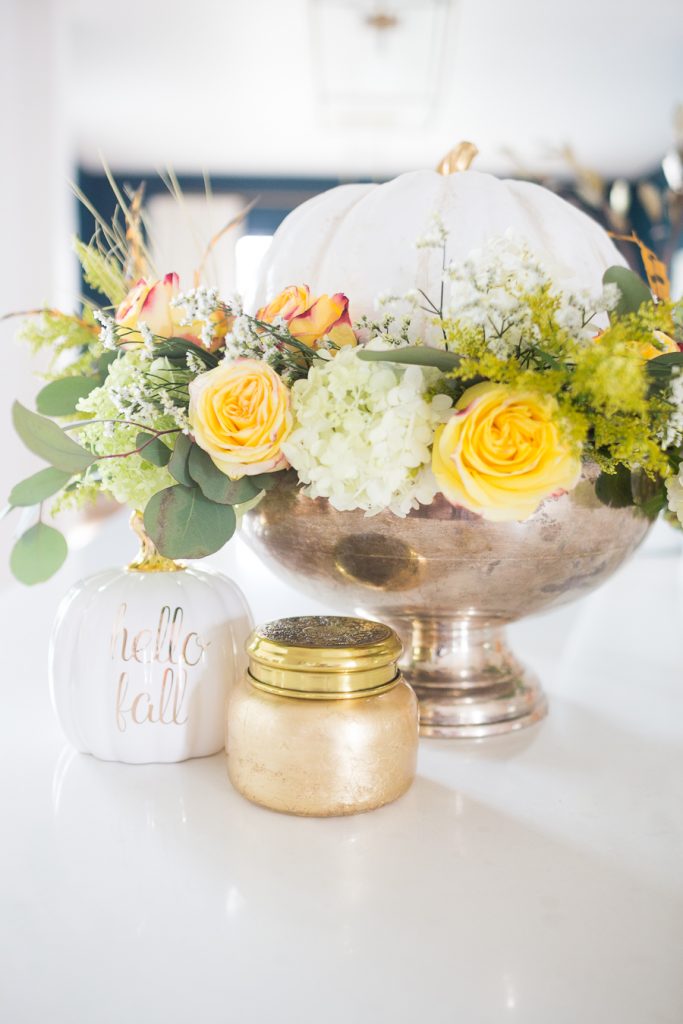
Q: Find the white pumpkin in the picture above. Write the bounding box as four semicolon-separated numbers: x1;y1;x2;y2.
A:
50;563;252;764
251;164;625;336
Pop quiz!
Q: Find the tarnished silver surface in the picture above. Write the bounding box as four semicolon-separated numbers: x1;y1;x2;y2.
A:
242;467;653;738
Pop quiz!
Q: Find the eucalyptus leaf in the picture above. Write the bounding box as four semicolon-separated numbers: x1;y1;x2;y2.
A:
12;401;96;474
143;484;236;558
595;465;634;508
36;377;98;417
168;433;194;486
645;351;683;395
603;266;652;318
249;472;281;492
9;467;72;507
187;445;259;504
357;346;461;372
10;522;68;584
136;432;172;467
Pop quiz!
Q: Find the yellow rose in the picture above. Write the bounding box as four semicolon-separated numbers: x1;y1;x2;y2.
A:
256;285;356;349
188;359;292;478
432;382;581;522
116;272;228;350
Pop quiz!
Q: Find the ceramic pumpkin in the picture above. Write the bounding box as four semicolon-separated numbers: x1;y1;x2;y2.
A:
49;516;252;764
251;143;625;337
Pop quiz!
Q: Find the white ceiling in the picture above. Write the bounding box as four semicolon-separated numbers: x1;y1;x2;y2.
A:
58;0;683;179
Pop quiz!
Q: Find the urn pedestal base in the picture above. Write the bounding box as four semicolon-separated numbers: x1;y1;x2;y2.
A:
242;468;652;742
372;615;547;738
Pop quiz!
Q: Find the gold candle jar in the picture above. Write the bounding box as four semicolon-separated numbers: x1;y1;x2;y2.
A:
226;615;419;817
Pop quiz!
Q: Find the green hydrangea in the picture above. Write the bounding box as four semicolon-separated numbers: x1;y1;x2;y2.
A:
77;351;175;510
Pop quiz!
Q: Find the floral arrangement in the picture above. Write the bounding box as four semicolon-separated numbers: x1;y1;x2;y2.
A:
6;193;683;584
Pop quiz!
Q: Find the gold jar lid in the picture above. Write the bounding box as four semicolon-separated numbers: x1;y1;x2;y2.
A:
247;615;403;700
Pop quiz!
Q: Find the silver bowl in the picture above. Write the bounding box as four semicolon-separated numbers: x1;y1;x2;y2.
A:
242;467;652;738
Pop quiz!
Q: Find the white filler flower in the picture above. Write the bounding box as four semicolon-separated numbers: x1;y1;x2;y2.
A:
666;473;683;526
282;347;452;516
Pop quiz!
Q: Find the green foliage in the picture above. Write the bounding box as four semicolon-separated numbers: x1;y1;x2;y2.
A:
187;445;260;504
646;351;683;394
9;467;72;507
168;433;194;486
143;484;237;558
136;432;173;467
358;346;462;372
12;402;96;474
18;310;102;380
603;266;652;317
10;523;68;584
154;338;219;369
73;238;127;305
36;377;99;417
249;472;281;492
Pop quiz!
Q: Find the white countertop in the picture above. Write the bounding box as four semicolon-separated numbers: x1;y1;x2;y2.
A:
1;512;682;1024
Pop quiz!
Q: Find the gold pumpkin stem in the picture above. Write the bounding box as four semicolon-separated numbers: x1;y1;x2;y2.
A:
436;141;479;175
127;511;184;573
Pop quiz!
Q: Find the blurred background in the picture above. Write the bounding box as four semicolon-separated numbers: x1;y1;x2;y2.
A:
1;0;683;586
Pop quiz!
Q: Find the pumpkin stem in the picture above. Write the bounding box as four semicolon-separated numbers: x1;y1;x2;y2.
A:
436;142;479;175
128;510;184;573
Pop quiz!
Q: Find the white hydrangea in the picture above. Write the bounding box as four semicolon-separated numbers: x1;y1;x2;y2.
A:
282;347;453;516
666;473;683;525
662;369;683;449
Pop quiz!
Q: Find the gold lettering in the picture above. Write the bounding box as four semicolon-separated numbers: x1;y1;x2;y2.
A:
131;692;153;725
154;605;171;663
111;603;208;730
169;606;184;665
115;672;129;731
110;603;132;661
172;668;189;725
182;632;208;667
132;628;153;664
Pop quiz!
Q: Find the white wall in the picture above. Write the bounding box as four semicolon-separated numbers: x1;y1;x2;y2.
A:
0;0;75;587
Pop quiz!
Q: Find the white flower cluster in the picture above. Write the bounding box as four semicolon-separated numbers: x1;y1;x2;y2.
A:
554;283;620;335
666;473;683;526
662;369;683;449
282;347;453;516
223;314;276;365
355;310;414;349
138;320;155;355
171;285;219;320
445;233;612;356
171;285;220;349
93;310;117;350
99;354;189;432
416;213;448;250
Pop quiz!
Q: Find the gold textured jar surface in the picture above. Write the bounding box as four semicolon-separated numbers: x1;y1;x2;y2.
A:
226;616;418;817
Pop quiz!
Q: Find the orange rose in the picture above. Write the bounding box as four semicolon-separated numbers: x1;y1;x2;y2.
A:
256;285;311;324
256;285;356;349
115;273;228;350
593;328;680;362
288;293;356;348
